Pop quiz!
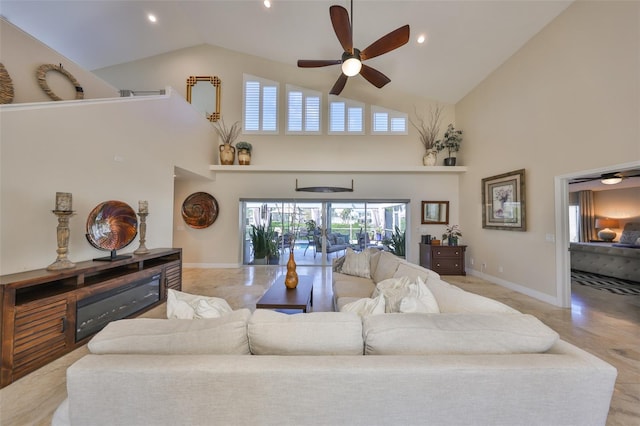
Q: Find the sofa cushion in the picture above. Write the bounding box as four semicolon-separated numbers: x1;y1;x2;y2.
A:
341;247;371;278
371;251;401;283
393;260;440;282
424;277;520;314
363;313;559;355
340;294;386;316
88;309;252;355
166;289;233;319
332;273;376;299
248;310;363;355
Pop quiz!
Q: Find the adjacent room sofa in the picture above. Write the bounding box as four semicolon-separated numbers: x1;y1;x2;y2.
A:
53;253;617;426
570;222;640;282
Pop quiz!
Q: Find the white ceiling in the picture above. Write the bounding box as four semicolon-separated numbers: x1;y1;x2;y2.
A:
0;0;573;103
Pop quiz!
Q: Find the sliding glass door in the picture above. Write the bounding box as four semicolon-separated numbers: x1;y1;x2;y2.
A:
240;199;407;266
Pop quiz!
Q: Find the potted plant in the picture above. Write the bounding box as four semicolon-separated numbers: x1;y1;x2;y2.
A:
410;104;443;166
442;224;462;246
382;226;406;258
213;117;241;165
435;124;463;166
250;224;271;264
236;141;252;166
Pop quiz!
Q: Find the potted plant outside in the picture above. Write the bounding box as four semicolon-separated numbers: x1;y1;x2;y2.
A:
236;141;252;165
213;117;241;165
435;124;463;166
250;224;271;264
410;105;443;166
382;226;406;258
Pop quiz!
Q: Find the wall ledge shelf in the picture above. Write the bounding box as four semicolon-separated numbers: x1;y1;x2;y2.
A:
209;165;467;174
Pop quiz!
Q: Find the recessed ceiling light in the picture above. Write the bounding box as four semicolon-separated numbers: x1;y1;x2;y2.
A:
417;34;427;44
264;0;271;8
148;14;157;23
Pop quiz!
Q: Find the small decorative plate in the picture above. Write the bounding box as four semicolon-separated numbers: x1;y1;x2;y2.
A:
181;192;219;229
86;201;138;250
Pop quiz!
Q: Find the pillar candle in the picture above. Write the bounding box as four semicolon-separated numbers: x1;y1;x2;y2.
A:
55;192;72;211
139;200;148;214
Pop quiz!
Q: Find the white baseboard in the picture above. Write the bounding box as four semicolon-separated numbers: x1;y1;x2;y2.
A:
183;263;242;269
467;269;561;307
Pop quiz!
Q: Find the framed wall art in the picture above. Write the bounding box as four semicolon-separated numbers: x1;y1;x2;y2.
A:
481;169;526;231
421;201;449;225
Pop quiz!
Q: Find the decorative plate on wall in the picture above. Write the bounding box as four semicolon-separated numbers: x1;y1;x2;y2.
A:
0;63;14;104
181;192;219;229
86;201;138;250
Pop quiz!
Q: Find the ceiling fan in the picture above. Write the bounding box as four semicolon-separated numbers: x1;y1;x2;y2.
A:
297;1;410;95
569;170;640;185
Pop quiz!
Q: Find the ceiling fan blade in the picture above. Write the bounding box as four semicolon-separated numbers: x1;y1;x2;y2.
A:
360;25;410;61
330;73;349;96
330;5;353;53
360;64;391;89
298;59;342;68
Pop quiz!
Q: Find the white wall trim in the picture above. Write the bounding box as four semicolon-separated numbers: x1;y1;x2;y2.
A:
468;269;560;306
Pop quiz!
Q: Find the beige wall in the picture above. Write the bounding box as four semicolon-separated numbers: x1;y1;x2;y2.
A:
456;1;640;301
0;18;118;103
95;44;462;267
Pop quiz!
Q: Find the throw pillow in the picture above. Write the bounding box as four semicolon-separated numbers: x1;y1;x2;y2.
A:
167;289;233;319
372;276;413;312
620;228;640;244
340;294;386;317
341;247;371;278
399;277;440;313
371;251;401;283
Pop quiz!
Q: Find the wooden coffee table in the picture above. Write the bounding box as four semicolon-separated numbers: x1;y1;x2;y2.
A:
256;275;313;313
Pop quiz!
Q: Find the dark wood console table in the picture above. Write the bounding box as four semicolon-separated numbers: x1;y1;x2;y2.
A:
0;248;181;388
419;244;467;275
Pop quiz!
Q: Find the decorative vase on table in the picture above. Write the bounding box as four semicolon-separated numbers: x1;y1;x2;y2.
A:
285;250;299;289
219;144;235;165
423;150;437;166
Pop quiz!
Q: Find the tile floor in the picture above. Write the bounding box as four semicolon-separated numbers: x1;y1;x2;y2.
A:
0;266;638;425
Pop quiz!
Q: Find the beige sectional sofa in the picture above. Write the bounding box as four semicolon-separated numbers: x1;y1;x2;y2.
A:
53;258;617;426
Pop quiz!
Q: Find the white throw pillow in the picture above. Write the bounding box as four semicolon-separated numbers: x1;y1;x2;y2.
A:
372;276;412;312
340;294;386;316
341;247;371;278
167;289;233;319
371;251;401;283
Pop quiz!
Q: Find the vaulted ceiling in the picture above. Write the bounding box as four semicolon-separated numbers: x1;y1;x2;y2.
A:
0;0;573;103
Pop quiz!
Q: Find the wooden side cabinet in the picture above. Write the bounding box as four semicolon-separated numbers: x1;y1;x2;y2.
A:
419;244;467;276
0;248;181;388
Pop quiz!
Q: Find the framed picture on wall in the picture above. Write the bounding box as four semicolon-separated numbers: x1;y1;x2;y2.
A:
481;169;526;231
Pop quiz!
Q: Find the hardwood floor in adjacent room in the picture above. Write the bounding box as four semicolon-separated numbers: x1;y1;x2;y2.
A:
0;266;637;425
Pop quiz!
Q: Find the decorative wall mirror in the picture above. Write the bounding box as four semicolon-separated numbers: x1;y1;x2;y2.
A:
186;76;221;122
421;201;449;225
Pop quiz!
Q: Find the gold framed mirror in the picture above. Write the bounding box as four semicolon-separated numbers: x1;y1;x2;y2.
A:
186;76;221;122
421;201;449;225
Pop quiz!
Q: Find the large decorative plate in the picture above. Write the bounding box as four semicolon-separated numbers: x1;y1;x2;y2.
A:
86;201;138;250
181;192;219;229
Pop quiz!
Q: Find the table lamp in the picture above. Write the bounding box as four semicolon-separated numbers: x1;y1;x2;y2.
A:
595;218;620;242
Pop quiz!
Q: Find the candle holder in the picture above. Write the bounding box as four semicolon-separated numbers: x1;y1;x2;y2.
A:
133;212;150;255
47;210;76;271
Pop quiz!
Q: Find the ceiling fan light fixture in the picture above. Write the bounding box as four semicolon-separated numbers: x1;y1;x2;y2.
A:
601;177;622;185
341;57;362;76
